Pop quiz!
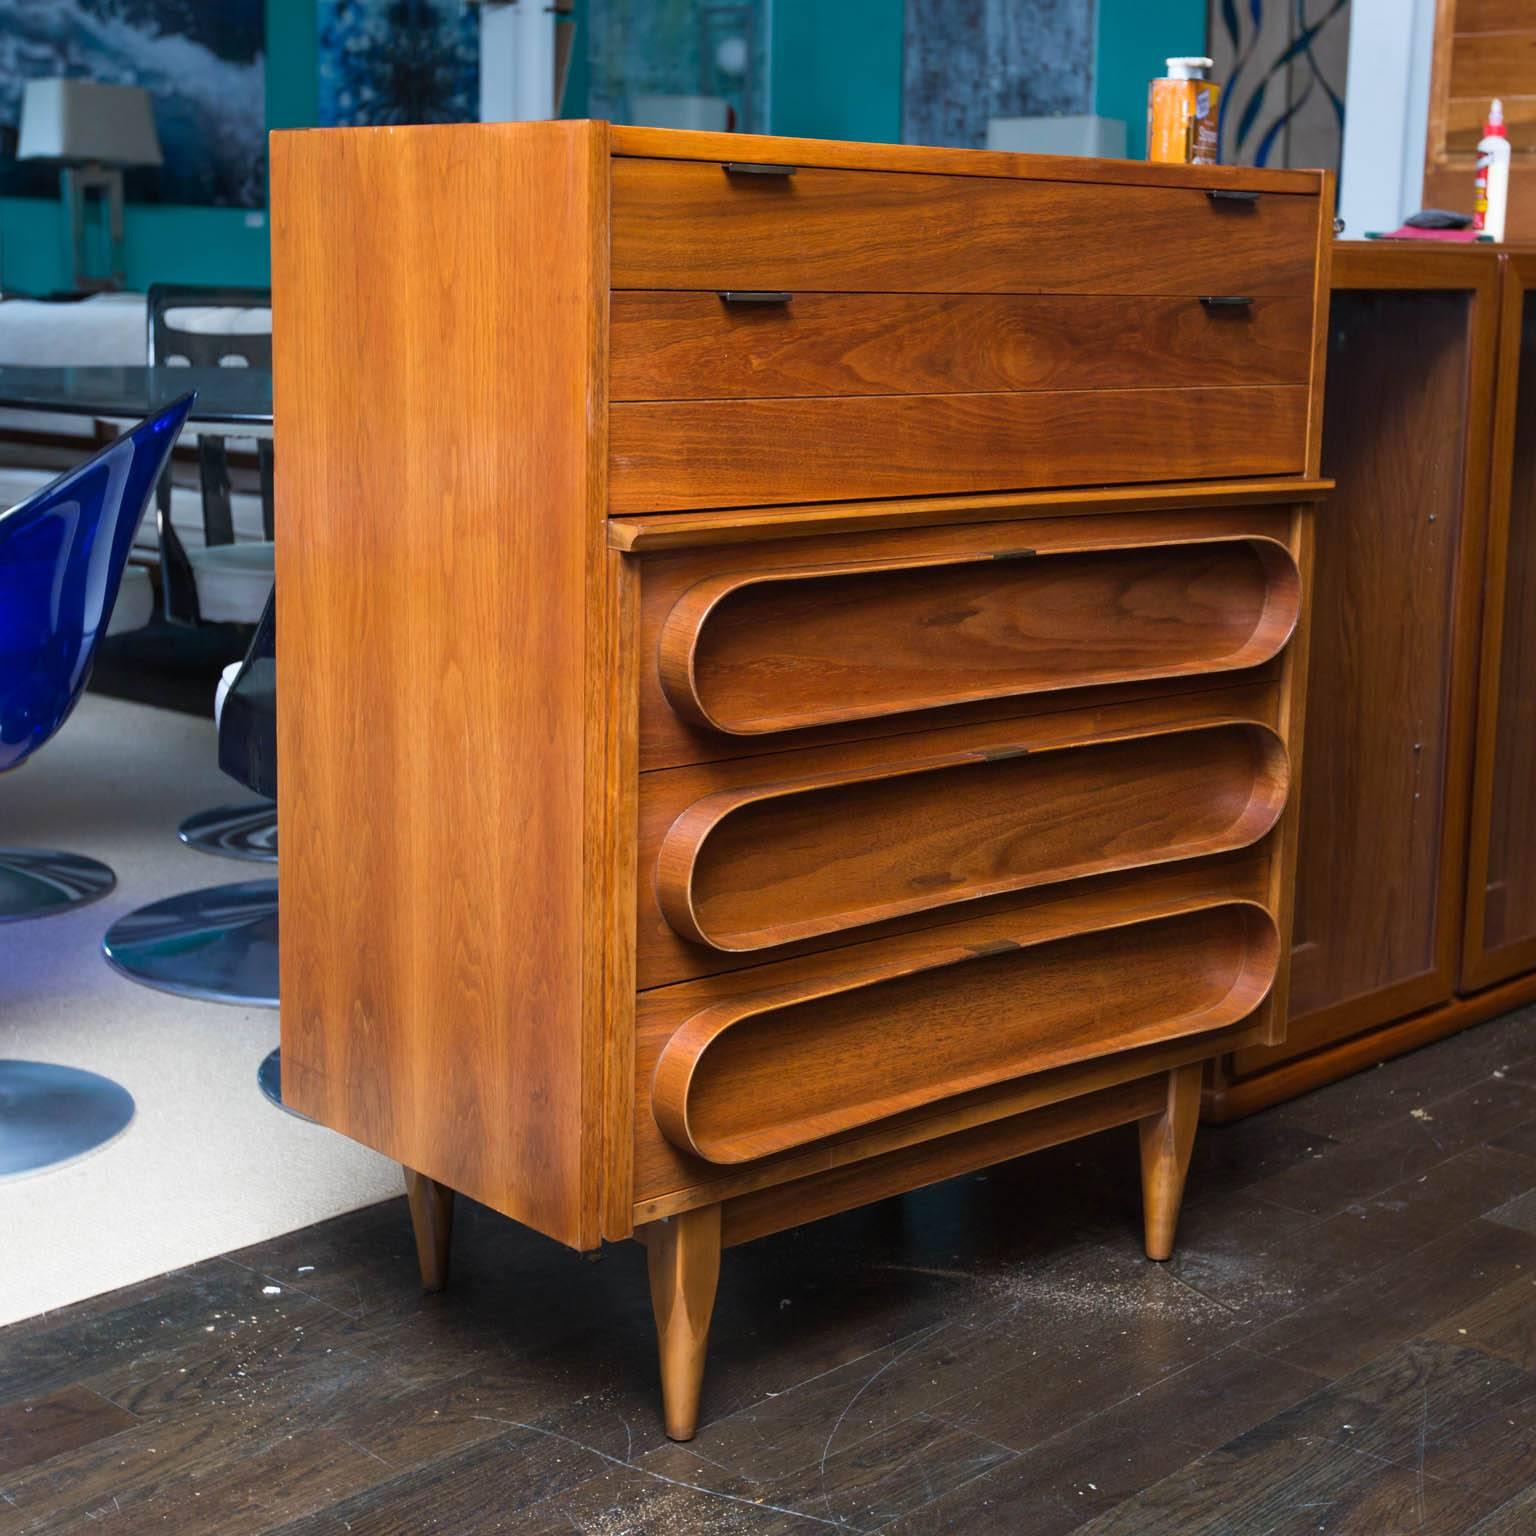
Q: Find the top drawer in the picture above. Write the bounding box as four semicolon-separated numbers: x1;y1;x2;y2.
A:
610;158;1320;297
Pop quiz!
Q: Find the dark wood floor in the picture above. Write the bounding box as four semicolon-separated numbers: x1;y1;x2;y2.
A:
6;1015;1536;1534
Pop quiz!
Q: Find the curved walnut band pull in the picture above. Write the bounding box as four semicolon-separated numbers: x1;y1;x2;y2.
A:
659;537;1301;738
652;901;1281;1165
657;720;1289;953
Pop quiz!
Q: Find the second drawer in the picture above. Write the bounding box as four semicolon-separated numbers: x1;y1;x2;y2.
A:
610;292;1315;402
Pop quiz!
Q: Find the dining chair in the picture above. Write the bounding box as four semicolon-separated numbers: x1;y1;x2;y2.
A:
102;588;277;1008
146;284;278;864
1;396;193;1178
1;394;194;920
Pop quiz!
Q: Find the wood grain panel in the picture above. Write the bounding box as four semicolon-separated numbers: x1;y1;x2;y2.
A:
1277;285;1484;1056
659;539;1299;736
1456;0;1536;32
610;292;1314;402
611;159;1320;297
655;722;1288;954
271;121;615;1248
1450;29;1536;98
610;387;1309;514
651;902;1277;1164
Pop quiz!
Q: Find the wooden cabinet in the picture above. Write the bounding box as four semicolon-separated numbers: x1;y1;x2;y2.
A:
271;123;1332;1438
1466;252;1536;986
1208;244;1536;1117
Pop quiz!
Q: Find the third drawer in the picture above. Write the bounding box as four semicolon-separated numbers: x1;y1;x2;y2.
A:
637;686;1291;989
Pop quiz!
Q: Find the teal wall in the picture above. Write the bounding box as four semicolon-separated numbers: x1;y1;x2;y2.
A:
1094;0;1207;160
0;0;1186;293
0;0;320;296
769;0;903;143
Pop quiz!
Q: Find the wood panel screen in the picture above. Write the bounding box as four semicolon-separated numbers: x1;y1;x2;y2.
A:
1466;253;1536;986
1255;286;1476;1067
1425;0;1536;239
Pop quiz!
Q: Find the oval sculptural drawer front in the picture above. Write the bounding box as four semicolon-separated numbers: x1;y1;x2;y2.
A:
656;721;1288;953
651;902;1280;1164
660;539;1301;737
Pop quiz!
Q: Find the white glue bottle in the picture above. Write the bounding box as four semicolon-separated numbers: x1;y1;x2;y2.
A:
1475;98;1511;242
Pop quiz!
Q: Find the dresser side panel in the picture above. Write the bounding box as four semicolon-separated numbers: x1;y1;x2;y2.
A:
271;121;611;1248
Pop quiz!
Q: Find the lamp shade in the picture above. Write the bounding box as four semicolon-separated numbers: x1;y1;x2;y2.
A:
17;79;163;167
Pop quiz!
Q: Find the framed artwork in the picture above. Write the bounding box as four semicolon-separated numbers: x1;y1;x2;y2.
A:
1211;0;1352;173
0;0;265;207
904;0;1094;150
585;0;764;132
316;0;478;126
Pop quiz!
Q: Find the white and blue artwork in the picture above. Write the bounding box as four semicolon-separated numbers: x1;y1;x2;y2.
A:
1212;0;1351;173
0;0;265;207
317;0;478;127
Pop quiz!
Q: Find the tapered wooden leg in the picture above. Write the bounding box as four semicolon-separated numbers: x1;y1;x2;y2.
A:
643;1203;723;1441
403;1167;455;1292
1139;1063;1203;1261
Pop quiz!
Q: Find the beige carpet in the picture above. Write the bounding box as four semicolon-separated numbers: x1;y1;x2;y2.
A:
0;693;400;1328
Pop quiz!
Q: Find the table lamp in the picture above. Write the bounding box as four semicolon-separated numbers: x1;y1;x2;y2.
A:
17;79;162;293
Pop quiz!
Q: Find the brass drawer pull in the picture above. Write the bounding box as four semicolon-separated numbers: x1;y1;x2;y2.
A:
717;291;794;305
1207;188;1260;205
1200;295;1255;309
722;161;797;177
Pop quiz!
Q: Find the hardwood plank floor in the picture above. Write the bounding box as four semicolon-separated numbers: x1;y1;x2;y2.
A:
6;1008;1536;1533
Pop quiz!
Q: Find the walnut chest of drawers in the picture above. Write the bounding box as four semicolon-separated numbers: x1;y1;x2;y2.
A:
271;122;1333;1439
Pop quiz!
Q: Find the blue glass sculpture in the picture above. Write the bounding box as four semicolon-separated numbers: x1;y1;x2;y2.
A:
0;394;194;920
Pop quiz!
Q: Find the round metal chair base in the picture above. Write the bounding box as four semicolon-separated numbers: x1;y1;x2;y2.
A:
0;1060;136;1179
103;879;278;1007
177;802;278;863
257;1048;312;1122
0;848;116;924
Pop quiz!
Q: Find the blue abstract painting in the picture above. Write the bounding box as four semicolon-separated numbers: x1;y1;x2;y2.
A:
586;0;765;133
0;0;265;207
317;0;478;127
903;0;1094;150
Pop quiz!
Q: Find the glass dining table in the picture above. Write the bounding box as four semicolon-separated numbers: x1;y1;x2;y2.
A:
0;365;273;427
0;364;275;554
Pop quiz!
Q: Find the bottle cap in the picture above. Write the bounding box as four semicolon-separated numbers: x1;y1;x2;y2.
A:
1487;97;1508;138
1165;57;1214;80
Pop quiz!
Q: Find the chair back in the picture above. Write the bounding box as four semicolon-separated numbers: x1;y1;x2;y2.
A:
146;285;272;625
0;395;194;773
147;285;272;369
218;586;276;799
